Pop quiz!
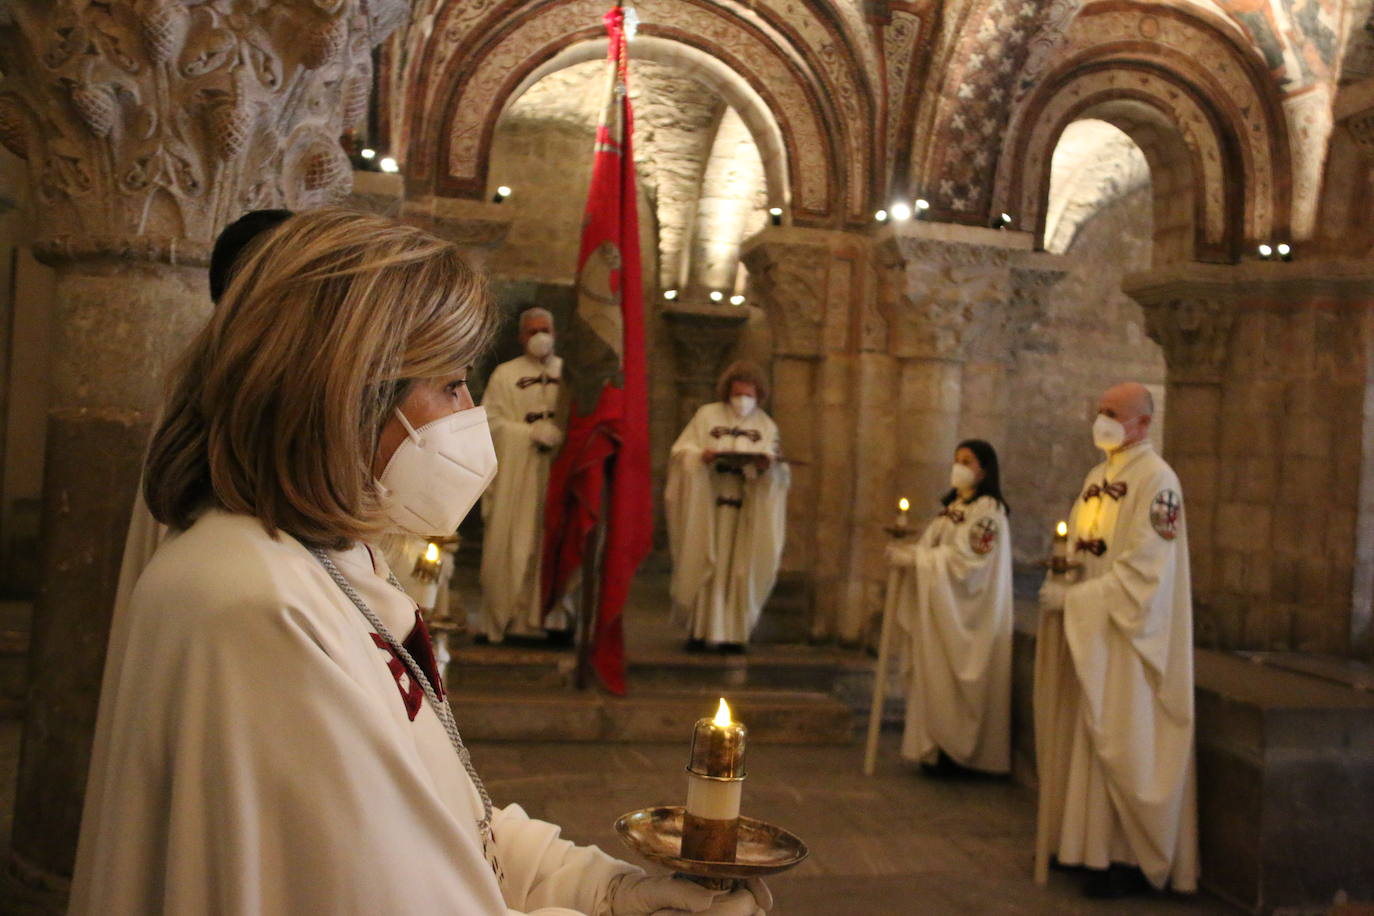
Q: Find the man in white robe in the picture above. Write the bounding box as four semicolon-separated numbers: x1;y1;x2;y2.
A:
886;450;1012;775
1035;382;1199;898
666;363;789;651
479;308;569;643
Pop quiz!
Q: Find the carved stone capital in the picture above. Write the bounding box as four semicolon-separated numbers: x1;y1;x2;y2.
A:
662;301;749;395
1140;297;1236;384
0;0;407;267
880;235;1013;361
741;238;827;358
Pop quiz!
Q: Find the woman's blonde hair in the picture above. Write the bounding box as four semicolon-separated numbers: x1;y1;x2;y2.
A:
145;207;495;548
715;360;770;406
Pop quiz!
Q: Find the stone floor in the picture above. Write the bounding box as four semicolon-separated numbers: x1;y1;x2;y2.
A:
469;734;1234;915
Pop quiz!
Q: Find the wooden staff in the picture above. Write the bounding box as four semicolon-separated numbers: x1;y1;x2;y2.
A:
862;563;903;776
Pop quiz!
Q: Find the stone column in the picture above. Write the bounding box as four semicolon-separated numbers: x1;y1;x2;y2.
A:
1128;262;1374;657
0;0;405;896
661;301;748;432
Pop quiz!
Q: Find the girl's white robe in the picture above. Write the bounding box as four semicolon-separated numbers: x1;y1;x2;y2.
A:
891;495;1012;773
70;509;637;915
665;402;789;644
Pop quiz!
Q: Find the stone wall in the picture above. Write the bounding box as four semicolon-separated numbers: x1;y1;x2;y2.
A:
1004;186;1166;566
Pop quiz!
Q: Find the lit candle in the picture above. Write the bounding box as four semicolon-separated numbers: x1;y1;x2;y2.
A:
895;497;910;530
682;698;746;862
1051;521;1068;573
411;541;442;609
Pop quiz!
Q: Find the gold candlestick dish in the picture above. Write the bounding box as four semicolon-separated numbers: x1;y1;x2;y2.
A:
614;806;808;891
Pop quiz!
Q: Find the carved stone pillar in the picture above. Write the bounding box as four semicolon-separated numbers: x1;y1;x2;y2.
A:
0;0;406;895
662;302;748;432
1128;262;1374;658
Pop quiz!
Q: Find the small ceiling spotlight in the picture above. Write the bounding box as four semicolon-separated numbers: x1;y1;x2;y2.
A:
663;289;679;301
768;207;783;226
915;198;931;214
729;294;746;306
991;212;1012;229
1277;242;1293;262
1258;243;1274;260
360;148;376;160
379;157;399;174
709;290;725;302
875;209;889;223
891;202;913;222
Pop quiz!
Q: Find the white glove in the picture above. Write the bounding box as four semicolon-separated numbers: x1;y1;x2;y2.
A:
1038;578;1067;613
885;542;917;566
531;419;564;449
604;873;720;915
703;880;772;915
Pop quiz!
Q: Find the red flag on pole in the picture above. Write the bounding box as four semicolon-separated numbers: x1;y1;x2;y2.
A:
541;6;650;695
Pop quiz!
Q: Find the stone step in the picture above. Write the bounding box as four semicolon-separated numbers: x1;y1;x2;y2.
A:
447;686;854;745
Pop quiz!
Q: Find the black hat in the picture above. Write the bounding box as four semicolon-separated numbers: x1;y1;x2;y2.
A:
209;209;294;303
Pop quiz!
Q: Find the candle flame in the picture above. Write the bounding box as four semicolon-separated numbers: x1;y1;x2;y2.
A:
424;542;440;563
713;698;732;726
1056;521;1068;537
898;497;910;512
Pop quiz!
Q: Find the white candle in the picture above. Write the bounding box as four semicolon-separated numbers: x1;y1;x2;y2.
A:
414;541;441;609
682;698;746;861
895;497;910;530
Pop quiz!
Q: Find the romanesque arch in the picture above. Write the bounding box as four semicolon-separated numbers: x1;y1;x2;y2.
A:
396;0;878;226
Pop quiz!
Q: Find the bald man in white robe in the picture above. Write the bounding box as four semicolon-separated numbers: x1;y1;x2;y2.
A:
1035;382;1198;898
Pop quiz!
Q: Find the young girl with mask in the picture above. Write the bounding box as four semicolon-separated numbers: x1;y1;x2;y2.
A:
70;210;769;916
885;439;1013;776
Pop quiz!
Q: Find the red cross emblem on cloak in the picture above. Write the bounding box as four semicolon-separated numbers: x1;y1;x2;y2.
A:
969;517;998;555
1150;489;1182;541
370;611;446;721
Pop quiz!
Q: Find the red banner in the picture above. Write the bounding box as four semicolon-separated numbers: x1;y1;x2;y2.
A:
540;7;650;695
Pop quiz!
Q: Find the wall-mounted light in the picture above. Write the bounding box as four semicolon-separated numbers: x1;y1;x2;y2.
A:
874;209;889;223
360;148;377;160
663;289;679;301
379;157;399;174
991;212;1012;229
891;202;912;222
915;198;931;214
492;185;512;204
709;291;724;302
768;207;783;226
1277;242;1293;262
1258;243;1274;260
729;294;746;306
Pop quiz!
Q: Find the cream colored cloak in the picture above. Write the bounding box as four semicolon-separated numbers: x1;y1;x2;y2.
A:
480;354;565;641
71;509;637;915
890;494;1012;773
1035;441;1198;891
665;401;789;644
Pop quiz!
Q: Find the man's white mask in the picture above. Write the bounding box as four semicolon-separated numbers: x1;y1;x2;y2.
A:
731;395;757;418
377;406;498;537
526;331;554;360
950;462;977;491
1092;414;1127;453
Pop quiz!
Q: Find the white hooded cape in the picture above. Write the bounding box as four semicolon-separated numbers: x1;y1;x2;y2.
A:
891;494;1012;773
1034;441;1198;891
71;509;637;915
665;401;789;644
480;354;565;640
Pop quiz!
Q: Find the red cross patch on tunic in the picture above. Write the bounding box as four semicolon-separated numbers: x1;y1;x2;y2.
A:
1150;489;1182;541
371;611;446;721
969;517;998;556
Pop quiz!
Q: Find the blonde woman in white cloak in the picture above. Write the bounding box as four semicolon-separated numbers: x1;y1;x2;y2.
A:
666;361;789;653
884;439;1012;776
71;209;769;916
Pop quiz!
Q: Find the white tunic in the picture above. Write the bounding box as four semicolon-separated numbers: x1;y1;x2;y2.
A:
665;401;790;644
71;509;636;915
1034;441;1199;891
480;354;565;641
890;495;1012;773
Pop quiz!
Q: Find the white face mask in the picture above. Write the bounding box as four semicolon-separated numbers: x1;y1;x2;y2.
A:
376;406;498;537
1092;414;1127;453
950;462;978;491
731;395;757;418
526;331;554;360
